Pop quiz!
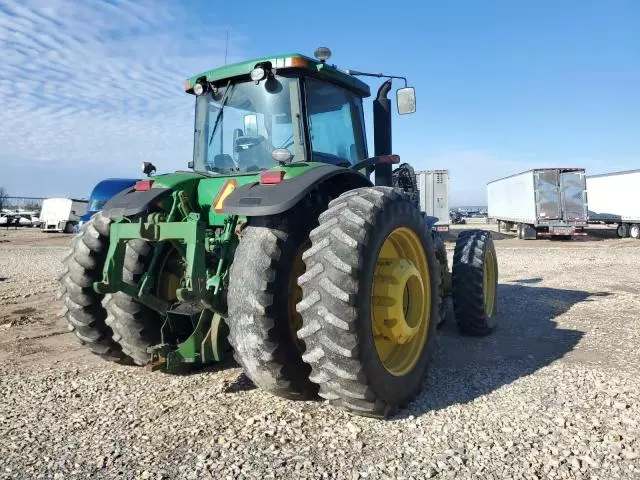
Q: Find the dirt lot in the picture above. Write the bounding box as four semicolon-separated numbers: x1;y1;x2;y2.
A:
1;226;639;479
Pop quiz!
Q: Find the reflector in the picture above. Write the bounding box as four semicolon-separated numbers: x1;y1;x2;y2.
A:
260;170;285;185
135;180;154;191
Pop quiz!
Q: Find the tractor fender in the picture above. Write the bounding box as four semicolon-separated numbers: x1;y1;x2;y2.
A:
101;186;170;219
223;164;372;216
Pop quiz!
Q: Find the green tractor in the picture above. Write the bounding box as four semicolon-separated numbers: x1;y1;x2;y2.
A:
59;48;498;417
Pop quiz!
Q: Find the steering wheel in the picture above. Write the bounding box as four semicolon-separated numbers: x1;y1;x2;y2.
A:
234;135;265;152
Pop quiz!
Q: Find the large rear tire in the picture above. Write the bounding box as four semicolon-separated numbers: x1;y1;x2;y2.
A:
452;230;498;336
104;239;161;366
297;187;439;417
227;202;324;400
59;213;124;361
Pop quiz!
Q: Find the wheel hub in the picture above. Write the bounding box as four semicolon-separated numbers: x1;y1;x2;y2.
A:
372;259;425;345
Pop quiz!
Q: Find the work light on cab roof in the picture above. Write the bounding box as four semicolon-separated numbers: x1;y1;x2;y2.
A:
313;47;331;63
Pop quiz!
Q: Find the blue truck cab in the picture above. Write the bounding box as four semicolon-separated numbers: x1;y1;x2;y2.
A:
78;178;139;228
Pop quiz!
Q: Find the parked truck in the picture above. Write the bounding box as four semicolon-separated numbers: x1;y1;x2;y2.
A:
40;198;88;233
586;169;640;238
487;168;588;239
415;169;450;233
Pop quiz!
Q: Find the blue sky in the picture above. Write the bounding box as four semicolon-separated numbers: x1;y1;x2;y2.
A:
0;0;637;205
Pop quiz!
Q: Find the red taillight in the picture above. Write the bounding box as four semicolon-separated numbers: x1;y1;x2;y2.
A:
135;180;154;191
260;170;285;185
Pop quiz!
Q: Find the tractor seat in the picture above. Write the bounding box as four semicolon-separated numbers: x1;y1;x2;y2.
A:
213;154;236;171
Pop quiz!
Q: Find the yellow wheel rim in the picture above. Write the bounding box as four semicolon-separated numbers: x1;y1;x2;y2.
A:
483;248;497;317
156;244;184;302
288;244;307;352
371;227;431;376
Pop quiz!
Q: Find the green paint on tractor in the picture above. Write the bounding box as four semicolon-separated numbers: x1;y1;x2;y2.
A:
60;48;499;418
185;52;370;97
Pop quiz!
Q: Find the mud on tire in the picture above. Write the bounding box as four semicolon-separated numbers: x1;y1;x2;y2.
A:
227;198;326;400
104;239;161;366
58;213;124;361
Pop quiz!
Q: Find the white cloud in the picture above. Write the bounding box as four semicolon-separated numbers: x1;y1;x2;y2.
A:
0;0;244;197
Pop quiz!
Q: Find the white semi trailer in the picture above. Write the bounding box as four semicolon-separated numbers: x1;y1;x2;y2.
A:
487;168;588;239
40;198;88;233
586;169;640;238
415;169;449;233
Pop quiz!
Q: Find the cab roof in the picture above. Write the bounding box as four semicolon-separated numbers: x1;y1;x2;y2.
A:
185;53;371;98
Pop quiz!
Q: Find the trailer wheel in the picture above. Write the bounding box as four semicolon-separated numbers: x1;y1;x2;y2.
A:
617;224;630;238
452;230;498;336
630;224;640;239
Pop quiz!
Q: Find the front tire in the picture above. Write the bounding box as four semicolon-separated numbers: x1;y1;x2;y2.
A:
630;224;640;239
297;187;439;417
433;233;452;326
452;230;498;336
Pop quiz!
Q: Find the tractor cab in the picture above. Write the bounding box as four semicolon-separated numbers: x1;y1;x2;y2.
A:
186;49;416;177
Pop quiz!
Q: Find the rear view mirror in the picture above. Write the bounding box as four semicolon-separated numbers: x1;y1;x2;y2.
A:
244;114;258;137
396;87;416;115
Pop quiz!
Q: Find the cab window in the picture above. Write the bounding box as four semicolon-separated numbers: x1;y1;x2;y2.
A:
305;78;367;165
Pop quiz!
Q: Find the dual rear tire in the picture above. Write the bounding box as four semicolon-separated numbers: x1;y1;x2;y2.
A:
61;189;499;417
59;212;159;365
228;187;500;416
616;223;640;239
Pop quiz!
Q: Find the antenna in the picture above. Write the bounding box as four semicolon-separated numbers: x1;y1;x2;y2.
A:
224;30;229;65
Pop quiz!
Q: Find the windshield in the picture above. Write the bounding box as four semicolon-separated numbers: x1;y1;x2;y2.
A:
193;76;305;174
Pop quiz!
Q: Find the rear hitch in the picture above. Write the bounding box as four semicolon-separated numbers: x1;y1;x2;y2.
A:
148;308;230;373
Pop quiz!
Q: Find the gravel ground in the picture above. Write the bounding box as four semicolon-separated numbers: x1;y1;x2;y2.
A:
1;227;639;479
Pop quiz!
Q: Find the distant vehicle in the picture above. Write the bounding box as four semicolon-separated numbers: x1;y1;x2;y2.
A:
40;198;88;233
488;168;588;239
18;215;32;227
415;169;449;233
450;211;466;224
586;169;640;238
78;178;139;229
0;211;37;228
